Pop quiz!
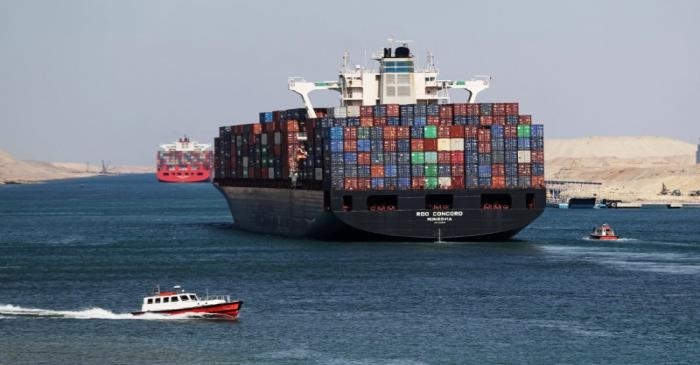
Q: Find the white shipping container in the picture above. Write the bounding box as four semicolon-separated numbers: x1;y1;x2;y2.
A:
517;151;531;163
315;168;323;181
332;106;347;118
274;132;281;145
261;133;268;145
438;177;452;189
450;138;464;151
346;105;360;117
242;156;249;167
437;138;451;151
268;167;275;179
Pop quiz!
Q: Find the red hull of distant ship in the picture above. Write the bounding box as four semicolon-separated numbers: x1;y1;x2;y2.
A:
157;169;211;183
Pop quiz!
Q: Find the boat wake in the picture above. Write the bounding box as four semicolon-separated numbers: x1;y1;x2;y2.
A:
580;236;638;242
0;304;212;321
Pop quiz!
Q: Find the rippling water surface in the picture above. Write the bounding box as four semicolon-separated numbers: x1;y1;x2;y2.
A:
1;175;699;364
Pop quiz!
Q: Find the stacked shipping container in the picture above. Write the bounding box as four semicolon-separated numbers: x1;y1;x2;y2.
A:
215;103;545;190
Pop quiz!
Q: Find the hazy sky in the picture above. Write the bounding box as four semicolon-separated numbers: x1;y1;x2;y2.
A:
1;0;698;165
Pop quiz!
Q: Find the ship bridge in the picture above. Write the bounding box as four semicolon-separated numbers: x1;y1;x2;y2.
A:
288;40;491;118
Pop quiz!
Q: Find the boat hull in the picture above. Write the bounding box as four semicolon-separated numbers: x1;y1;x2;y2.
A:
215;183;545;241
132;301;242;319
590;235;619;241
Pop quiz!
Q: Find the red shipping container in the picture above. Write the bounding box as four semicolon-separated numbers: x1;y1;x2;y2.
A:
449;125;464;138
248;167;255;178
384;126;398;139
411;139;424;151
439;105;453;118
453;103;467;116
451;164;464;176
411;176;425;190
477;128;491;142
358;178;371;190
478;142;491;153
466;103;480;116
344;140;357;151
344;178;358;191
493;116;506;125
451;152;464;164
371;165;385;177
505;125;517;138
492;103;506;116
343;127;357;139
465;126;478;138
518;163;532;175
438;151;451;164
505;103;519;116
492;176;505;188
427;116;440;125
386;104;400;117
360;106;374;117
383;140;397;151
492;164;505;176
360;116;374;127
532;176;545;188
438;126;451;138
531;150;544;163
374;117;387;126
480;116;493;126
397;127;410;139
423;139;438;151
518;115;532;125
358;152;371;165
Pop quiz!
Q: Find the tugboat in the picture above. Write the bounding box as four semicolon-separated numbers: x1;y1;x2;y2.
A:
131;286;242;319
590;224;619;240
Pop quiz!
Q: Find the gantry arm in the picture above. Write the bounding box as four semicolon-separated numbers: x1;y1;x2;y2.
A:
288;78;341;118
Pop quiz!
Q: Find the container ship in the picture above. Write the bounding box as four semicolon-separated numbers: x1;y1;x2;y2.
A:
157;136;213;183
213;42;545;240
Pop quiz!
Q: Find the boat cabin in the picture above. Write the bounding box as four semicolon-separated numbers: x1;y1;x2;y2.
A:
141;291;202;312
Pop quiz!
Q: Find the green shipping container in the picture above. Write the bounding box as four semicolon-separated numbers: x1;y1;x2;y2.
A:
425;177;438;189
517;124;531;137
425;164;438;177
424;125;437;139
411;152;425;164
424;151;438;164
358;127;370;139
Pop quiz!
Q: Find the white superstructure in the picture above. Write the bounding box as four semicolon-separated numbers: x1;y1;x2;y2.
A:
159;136;211;152
288;40;491;118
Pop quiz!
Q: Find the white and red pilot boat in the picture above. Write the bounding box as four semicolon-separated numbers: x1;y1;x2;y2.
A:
132;286;242;319
590;223;619;240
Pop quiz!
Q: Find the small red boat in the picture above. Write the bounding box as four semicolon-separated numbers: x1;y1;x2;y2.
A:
132;286;242;319
590;223;619;240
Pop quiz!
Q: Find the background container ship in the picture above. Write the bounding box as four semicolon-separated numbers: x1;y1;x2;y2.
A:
157;136;213;183
214;42;545;240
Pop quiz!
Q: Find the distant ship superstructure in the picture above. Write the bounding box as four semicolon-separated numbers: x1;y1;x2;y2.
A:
157;136;212;183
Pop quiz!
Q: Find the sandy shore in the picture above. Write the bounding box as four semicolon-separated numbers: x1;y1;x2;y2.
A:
545;136;700;202
0;148;154;184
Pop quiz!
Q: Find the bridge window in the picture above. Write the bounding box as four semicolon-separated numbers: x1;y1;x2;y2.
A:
171;296;179;302
163;297;169;303
426;194;453;210
367;195;398;212
481;194;512;210
180;295;189;301
190;295;197;301
147;298;153;304
155;298;161;304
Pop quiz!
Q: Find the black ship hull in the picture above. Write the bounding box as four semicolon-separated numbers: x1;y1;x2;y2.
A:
215;181;544;241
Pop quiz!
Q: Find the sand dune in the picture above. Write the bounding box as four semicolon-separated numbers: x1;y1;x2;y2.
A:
0;148;153;184
545;136;700;201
